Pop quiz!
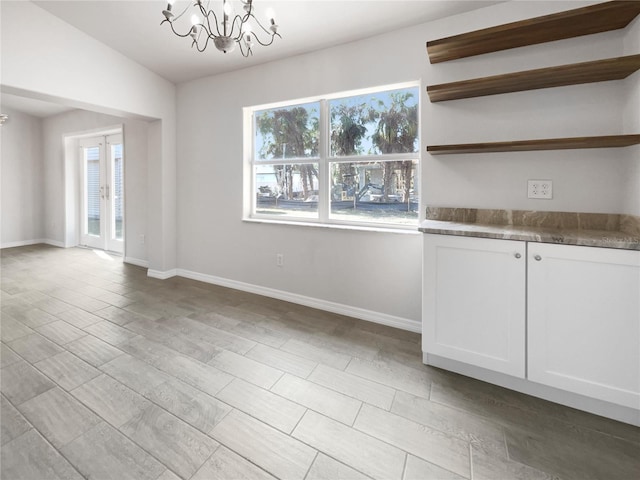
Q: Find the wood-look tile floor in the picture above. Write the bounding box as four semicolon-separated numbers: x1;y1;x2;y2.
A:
1;244;638;480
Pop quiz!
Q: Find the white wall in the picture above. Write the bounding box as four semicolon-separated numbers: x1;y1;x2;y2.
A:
176;1;637;328
41;110;149;263
1;1;176;272
0;107;45;247
623;15;640;217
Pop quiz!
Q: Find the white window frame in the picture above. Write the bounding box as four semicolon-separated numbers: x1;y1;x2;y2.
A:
243;81;421;230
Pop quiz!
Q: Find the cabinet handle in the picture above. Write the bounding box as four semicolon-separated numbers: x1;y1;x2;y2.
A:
514;253;521;259
534;255;542;261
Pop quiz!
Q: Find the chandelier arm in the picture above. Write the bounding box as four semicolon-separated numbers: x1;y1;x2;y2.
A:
238;41;252;57
248;14;276;37
171;1;192;22
166;20;199;39
230;14;248;40
252;31;281;47
194;33;212;52
204;9;223;37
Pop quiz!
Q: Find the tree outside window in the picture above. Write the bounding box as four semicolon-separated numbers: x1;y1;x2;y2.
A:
251;85;419;227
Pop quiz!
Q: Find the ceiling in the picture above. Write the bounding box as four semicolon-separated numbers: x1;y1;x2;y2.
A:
33;0;502;85
1;93;74;118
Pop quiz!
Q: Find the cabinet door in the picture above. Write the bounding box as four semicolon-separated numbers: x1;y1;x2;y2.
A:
423;234;526;377
528;243;640;409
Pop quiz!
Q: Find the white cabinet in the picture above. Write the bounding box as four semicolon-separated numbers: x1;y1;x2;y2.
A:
528;243;640;409
423;234;640;412
423;234;526;377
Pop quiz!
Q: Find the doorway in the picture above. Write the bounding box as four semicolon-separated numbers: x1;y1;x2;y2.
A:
78;134;124;254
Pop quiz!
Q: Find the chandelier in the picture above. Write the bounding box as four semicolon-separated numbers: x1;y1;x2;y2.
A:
161;0;280;57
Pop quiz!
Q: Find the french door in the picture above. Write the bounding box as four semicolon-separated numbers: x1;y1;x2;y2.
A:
79;134;124;254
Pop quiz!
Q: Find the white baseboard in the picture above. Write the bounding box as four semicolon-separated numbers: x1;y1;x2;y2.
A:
1;239;43;249
147;268;178;280
44;239;65;248
176;268;421;333
1;238;64;249
124;257;149;268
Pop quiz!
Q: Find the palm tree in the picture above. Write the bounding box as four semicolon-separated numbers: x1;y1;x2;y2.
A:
330;102;370;200
256;106;319;200
370;91;418;203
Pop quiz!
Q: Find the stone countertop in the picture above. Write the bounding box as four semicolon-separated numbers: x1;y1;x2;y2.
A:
419;208;640;251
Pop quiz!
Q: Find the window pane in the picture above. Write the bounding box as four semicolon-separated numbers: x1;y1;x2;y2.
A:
255;102;320;160
85;147;101;236
329;160;419;225
111;144;124;241
255;163;319;219
330;87;419;157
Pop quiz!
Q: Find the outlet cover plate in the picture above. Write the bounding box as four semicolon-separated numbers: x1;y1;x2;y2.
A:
528;180;553;199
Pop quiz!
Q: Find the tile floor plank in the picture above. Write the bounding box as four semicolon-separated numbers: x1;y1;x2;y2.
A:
245;343;318;378
353;404;471;478
391;390;507;457
18;387;101;448
83;320;137;346
345;357;434;399
71;374;151;428
1;394;32;446
34;320;86;346
61;422;166;480
216;378;306;433
146;378;232;434
208;350;283;389
157;316;257;355
1;360;55;405
34;351;101;391
7;333;64;364
306;453;372;480
0;344;21;368
471;448;555;480
0;316;34;342
119;404;219;479
293;410;406;480
403;455;467;480
1;429;83;480
100;354;172;396
271;373;361;426
191;446;277;480
211;409;316;480
55;307;103;329
280;338;352;370
308;364;397;410
65;334;124;367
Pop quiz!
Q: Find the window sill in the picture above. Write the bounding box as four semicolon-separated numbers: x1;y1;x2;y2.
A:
242;217;422;235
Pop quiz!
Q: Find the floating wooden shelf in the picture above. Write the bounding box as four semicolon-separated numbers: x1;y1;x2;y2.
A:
427;54;640;102
426;1;640;64
427;135;640;155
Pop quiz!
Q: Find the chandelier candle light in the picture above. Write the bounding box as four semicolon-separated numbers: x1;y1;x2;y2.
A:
161;0;280;56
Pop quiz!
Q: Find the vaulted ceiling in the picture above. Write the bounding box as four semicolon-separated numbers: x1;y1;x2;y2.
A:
33;1;502;84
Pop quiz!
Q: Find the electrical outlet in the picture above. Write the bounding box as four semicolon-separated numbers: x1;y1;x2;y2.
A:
276;253;284;267
528;180;553;199
139;234;145;244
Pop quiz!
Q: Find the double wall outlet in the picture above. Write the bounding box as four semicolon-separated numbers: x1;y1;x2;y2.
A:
528;180;553;199
276;253;284;267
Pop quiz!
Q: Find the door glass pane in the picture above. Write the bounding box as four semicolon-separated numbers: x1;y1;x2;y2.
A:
85;146;101;236
111;143;124;241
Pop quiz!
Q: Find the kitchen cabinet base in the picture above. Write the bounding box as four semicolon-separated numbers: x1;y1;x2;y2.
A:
423;353;640;427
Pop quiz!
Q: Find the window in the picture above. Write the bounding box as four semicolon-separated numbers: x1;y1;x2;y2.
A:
248;83;420;228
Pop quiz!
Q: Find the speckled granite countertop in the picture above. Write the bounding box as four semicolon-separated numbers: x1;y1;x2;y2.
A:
419;208;640;251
